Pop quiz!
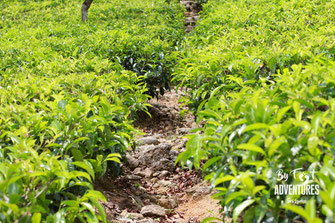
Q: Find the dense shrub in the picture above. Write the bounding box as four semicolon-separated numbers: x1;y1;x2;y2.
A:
0;0;185;98
175;0;335;111
0;0;184;221
175;0;335;222
0;66;148;222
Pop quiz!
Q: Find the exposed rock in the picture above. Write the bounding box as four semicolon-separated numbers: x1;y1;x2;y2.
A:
138;219;159;223
141;193;158;204
151;177;158;183
132;195;145;207
160;107;171;113
169;150;179;157
126;175;141;180
159;170;170;178
152;158;175;171
126;154;139;169
143;168;153;178
137;136;159;146
158;198;170;209
169;150;179;161
138;145;155;152
173;218;188;223
133;186;146;196
119;209;128;217
143;199;151;205
173;142;185;150
128;213;144;220
186;182;212;200
185;17;197;24
177;127;192;134
99;87;214;221
192;192;204;200
141;204;166;217
158;197;178;209
133;167;142;175
157;180;173;187
134;168;153;178
120;210;144;220
139;143;172;166
169;197;179;209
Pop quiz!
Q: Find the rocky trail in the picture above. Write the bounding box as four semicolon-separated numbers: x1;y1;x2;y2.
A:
181;0;201;33
94;1;223;222
95;89;222;222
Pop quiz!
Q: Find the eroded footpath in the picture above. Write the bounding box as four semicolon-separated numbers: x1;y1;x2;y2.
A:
95;89;222;222
94;1;223;222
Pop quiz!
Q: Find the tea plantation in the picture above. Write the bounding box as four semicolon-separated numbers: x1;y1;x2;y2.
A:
0;0;184;222
175;0;335;222
1;0;335;222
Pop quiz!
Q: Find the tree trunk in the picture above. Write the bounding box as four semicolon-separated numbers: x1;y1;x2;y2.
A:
81;0;94;22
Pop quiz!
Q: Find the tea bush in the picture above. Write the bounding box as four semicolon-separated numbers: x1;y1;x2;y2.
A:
1;0;185;98
175;0;335;222
0;0;184;221
0;70;147;222
175;0;335;111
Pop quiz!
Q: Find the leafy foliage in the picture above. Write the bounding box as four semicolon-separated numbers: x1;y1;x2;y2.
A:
175;0;335;222
175;0;335;112
0;0;185;98
0;0;184;221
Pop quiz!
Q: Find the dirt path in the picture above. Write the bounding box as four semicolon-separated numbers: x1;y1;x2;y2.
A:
95;89;222;222
94;1;223;222
181;0;201;33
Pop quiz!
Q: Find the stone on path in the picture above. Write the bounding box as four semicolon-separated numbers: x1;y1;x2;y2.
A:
159;170;169;178
120;210;144;220
134;167;153;178
186;182;212;200
138;143;172;166
126;154;139;169
158;197;179;209
126;175;141;180
141;204;166;217
177;127;192;134
152;158;174;171
137;136;159;146
138;219;159;223
157;179;173;188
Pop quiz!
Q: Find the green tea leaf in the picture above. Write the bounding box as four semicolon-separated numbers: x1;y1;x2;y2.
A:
73;161;95;180
233;199;255;223
32;213;41;223
237;144;265;155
